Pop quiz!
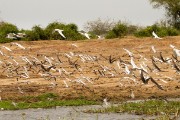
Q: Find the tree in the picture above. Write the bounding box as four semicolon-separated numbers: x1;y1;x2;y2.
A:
0;22;18;38
84;18;115;35
149;0;180;29
105;23;128;39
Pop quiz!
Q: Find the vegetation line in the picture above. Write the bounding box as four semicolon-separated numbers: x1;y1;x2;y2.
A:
87;100;180;116
0;93;98;110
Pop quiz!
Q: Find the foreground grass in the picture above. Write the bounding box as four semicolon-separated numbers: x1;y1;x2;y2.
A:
0;93;98;110
87;100;180;116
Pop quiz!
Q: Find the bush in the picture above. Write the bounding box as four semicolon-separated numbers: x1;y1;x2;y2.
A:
25;25;47;41
0;22;19;41
45;22;85;40
0;22;19;43
134;24;180;37
84;18;115;36
105;23;128;39
127;25;138;35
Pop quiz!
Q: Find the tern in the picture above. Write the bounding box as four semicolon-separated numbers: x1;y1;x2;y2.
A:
1;46;12;51
6;33;17;39
151;58;162;72
152;31;162;39
151;46;157;53
172;59;180;72
103;98;109;106
170;44;180;57
140;70;163;90
130;89;135;99
79;32;90;39
16;33;26;38
53;29;66;39
123;48;133;57
11;42;25;49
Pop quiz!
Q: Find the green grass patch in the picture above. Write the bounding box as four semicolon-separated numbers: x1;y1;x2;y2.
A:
88;100;180;116
0;93;98;110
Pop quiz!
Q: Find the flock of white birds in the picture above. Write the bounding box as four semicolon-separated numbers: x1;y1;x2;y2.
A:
1;30;179;103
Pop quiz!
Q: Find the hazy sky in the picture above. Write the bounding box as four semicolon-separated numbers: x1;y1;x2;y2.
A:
0;0;165;30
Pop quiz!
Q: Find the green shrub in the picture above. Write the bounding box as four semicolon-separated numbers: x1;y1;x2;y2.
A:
24;25;47;41
134;24;180;37
0;22;19;43
105;31;117;39
44;22;85;40
0;22;19;39
105;23;128;39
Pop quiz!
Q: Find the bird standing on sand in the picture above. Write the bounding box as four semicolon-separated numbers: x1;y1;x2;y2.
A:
130;89;135;99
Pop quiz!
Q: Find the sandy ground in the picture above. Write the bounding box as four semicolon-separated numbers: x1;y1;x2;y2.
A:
0;36;179;102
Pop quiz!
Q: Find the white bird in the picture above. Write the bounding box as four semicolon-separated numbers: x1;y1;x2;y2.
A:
1;46;12;51
103;98;109;106
6;33;17;39
152;31;162;39
130;89;135;99
18;87;24;94
170;44;180;57
53;29;66;39
79;32;90;39
151;46;157;53
71;44;78;48
84;33;90;39
123;48;133;57
11;42;25;49
170;44;175;49
16;33;26;38
130;57;139;69
12;101;17;107
125;65;131;74
0;50;4;56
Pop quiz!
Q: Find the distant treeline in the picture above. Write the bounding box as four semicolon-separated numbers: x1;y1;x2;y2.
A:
0;20;179;43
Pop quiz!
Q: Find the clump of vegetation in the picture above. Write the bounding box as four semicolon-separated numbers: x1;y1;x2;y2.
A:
0;22;19;43
134;24;180;37
25;25;48;41
0;93;98;110
88;100;180;116
44;22;86;40
84;18;116;36
105;23;128;39
149;0;180;29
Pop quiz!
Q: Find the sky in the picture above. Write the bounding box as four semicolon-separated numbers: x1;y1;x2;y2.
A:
0;0;165;30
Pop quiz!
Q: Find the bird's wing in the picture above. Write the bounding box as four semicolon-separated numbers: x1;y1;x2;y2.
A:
140;70;147;84
174;49;180;57
58;31;66;38
150;77;164;90
151;46;156;53
152;31;162;39
85;33;90;39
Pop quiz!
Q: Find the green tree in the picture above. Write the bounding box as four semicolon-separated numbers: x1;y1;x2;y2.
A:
105;23;128;39
149;0;180;29
0;22;18;38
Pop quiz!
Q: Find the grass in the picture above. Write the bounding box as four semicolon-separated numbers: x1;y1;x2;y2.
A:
0;93;98;110
87;100;180;116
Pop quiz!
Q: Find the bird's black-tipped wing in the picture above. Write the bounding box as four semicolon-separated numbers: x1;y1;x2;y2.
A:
150;77;164;90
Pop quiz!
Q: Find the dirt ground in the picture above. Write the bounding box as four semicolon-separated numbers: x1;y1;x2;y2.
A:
0;36;179;102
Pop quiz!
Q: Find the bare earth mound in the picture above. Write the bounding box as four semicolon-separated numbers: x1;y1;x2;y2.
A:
0;36;179;102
